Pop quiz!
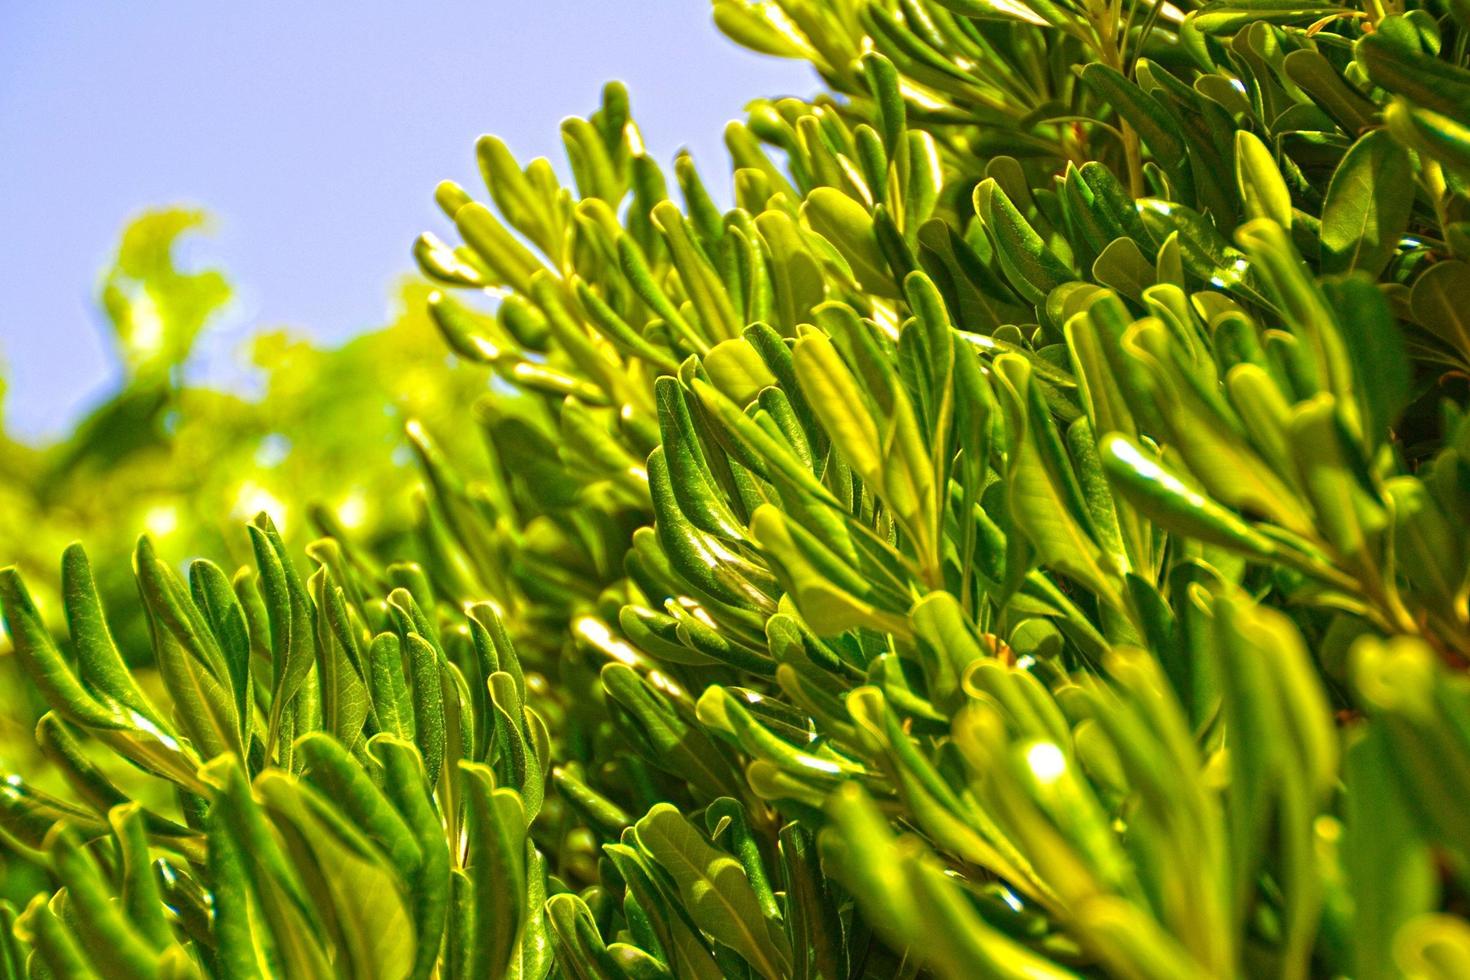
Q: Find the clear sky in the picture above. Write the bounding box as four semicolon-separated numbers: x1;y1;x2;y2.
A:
0;1;817;439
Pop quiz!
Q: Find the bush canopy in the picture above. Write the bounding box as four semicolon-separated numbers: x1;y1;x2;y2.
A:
4;1;1470;978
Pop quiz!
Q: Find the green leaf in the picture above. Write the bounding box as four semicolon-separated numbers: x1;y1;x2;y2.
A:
190;558;254;744
205;802;267;980
135;538;243;760
748;505;912;638
703;338;778;406
601;662;744;801
405;632;447;787
654;200;742;343
711;0;816;58
545;892;623;980
1079;64;1193;202
366;632;412;740
975;179;1074;303
909;591;986;710
634;803;793;979
1281;49;1377;135
801;187;898;298
1234;131;1292;228
309;570;370;750
249;515;316;753
1356;29;1470;119
476;134;558;258
297;732;420;875
792;331;882;487
489;669;545;820
256;772;416;980
1091;237;1156;302
371;736;450;980
1321;274;1410;447
453;199;546;294
603;841;724;980
1211;599;1335;974
1319;130;1413;278
1410;260;1470;365
778;823;848;980
0;566;126;731
61;543;164;727
205;759;333;980
754;210;826;332
1343;724;1436;980
1386;99;1470;180
108;804;173;952
461;762;528;980
1387;477;1467;615
13;894;94;980
1351;637;1470;857
821;783;1078;979
1099;433;1278;559
993;355;1124;608
46;823;163;980
1289;395;1387;562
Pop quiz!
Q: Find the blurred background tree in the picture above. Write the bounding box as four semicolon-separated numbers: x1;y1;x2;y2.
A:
0;208;489;898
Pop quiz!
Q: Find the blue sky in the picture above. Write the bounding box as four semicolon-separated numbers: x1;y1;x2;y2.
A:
0;2;816;439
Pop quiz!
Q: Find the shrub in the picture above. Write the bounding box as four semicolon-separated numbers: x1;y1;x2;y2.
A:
4;2;1470;977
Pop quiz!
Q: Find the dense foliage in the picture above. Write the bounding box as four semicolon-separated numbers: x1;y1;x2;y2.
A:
4;1;1470;977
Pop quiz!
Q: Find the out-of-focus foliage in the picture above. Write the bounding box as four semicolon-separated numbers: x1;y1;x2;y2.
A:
5;1;1470;978
102;209;232;381
0;208;489;621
